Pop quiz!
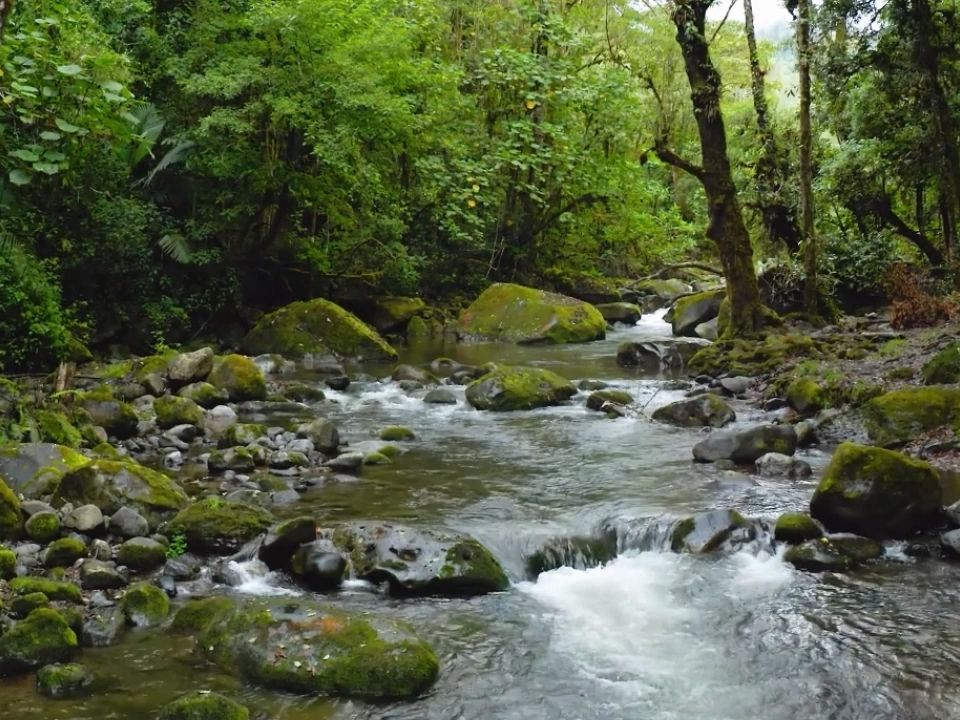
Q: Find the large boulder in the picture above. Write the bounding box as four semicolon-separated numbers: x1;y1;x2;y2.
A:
242;299;398;361
594;302;641;325
692;424;798;464
465;366;576;411
616;339;706;372
651;395;735;428
259;516;318;569
80;397;139;439
329;522;509;596
154;395;205;429
167;347;215;385
167;497;273;554
670;289;725;337
291;542;348;591
363;296;427;333
207;355;267;402
53;459;188;528
809;442;943;538
0;609;79;674
861;387;960;445
196;598;438;699
458;283;605;344
0;443;89;499
786;377;826;415
633;278;693;305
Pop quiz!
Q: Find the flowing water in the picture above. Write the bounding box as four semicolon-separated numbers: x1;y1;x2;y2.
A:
9;312;960;720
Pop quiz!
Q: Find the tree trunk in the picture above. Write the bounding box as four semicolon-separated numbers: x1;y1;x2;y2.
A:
669;0;764;336
797;0;818;314
0;0;14;41
743;0;802;253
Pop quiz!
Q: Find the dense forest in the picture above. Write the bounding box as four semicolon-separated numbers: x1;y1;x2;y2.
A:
2;0;958;368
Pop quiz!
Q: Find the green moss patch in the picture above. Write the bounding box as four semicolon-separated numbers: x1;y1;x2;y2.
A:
168;497;273;554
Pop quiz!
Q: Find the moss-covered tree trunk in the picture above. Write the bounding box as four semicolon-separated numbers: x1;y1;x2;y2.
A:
668;0;764;336
797;0;818;314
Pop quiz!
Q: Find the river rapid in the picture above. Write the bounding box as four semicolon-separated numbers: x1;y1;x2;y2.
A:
8;312;960;720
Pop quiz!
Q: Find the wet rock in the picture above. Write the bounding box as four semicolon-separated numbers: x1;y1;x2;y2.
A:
719;376;751;397
168;347;215;385
120;582;170;627
380;425;415;441
585;390;634;412
795;420;818;447
810;443;942;539
939;529;960;558
694;317;719;340
178;381;229;409
63;504;104;533
208;447;257;474
786;377;826;415
324;375;351;391
37;662;94;699
785;535;883;572
774;513;823;544
158;691;249;720
44;537;87;568
205;405;238;438
755;453;812;479
670;289;725;337
458;283;605;344
163;553;203;581
329;522;508;596
670;510;757;554
578;379;609;391
117;537;167;571
526;535;617;577
207;355;267;402
81;398;139;440
298;419;340;454
615;339;705;371
392;365;436;384
652;395;735;428
25;511;61;543
0;609;79;673
154;395;205;429
108;506;150;539
466;366;576;412
167;497;273;554
693;424;798;464
219;423;267;449
197;598;438;698
423;388;457;405
281;383;326;403
0;443;89;499
323;452;364;472
291;542;347;590
81;606;125;647
259;516;317;570
80;559;127;590
595;302;642;325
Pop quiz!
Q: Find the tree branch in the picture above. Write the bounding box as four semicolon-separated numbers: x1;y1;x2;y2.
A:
652;141;706;181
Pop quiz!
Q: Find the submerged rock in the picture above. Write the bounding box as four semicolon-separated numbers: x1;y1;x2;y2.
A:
197;598;439;698
652;395;735;428
158;691;249;720
526;535;617;577
81;606;125;647
784;535;883;572
466;366;576;412
585;390;634;413
692;424;798;464
809;443;942;539
36;662;94;698
670;510;757;554
458;283;606;344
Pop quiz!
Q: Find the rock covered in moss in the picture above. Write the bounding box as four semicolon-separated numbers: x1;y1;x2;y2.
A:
774;512;823;544
0;477;22;540
379;425;415;442
167;497;273;554
9;577;82;603
585;389;634;412
43;537;87;568
670;510;757;554
922;342;960;385
32;410;83;448
0;546;15;579
786;377;826;414
80;393;139;440
207;355;267;402
198;599;438;699
80;559;127;590
785;535;883;572
259;516;317;570
329;522;508;596
11;592;49;618
207;447;257;474
0;609;79;674
25;511;59;543
117;537;166;571
693;424;797;464
54;459;188;529
36;662;93;698
595;302;642;325
218;423;266;449
0;443;90;499
861;386;960;445
651;395;735;428
458;283;605;344
810;442;942;538
366;296;427;333
466;366;576;412
154;395;205;429
242;298;398;361
670;289;725;337
177;382;229;409
120;582;170;627
171;596;236;634
158;691;249;720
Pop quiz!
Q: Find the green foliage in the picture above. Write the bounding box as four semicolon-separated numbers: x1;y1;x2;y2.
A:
166;531;187;559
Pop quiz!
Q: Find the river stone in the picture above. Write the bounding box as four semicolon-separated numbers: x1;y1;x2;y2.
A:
198;598;438;699
466;366;576;412
809;443;943;538
423;388;457;405
291;541;347;590
177;381;229;409
0;477;20;541
219;422;267;449
0;443;89;499
167;497;273;554
670;289;725;337
25;511;61;543
298;419;340;454
108;506;150;539
860;386;960;445
939;529;960;558
795;420;818;447
44;537;87;567
328;522;508;596
81;606;125;647
80;559;127;590
154;395;205;429
207;355;267;402
37;662;94;699
81;398;139;440
695;317;719;340
325;375;351;391
120;582;170;627
526;535;617;577
168;347;215;385
259;516;317;569
786;377;826;415
0;608;79;673
784;535;884;572
615;339;706;371
208;447;257;474
205;405;238;438
651;395;735;428
63;504;104;533
117;537;166;571
54;459;188;529
774;513;823;544
21;500;54;517
585;390;634;413
158;691;250;720
719;376;751;397
391;365;436;384
363;296;428;333
670;510;756;554
755;453;812;479
693;424;798;464
323;452;364;472
595;302;642;325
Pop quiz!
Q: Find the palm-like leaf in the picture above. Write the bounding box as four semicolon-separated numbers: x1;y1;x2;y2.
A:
158;233;192;264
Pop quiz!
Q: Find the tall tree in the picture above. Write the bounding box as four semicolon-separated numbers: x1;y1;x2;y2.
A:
0;0;13;42
797;0;818;312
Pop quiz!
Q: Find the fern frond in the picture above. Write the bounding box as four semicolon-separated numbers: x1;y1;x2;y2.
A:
143;140;196;186
158;233;193;264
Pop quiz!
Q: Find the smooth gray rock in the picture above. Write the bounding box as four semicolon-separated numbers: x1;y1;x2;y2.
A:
693;424;798;464
108;507;149;539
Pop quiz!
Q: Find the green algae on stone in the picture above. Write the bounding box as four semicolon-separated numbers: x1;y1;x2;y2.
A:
367;296;427;333
379;426;415;442
167;497;273;554
36;662;93;699
810;442;942;538
207;355;267;402
43;537;87;568
585;389;634;412
242;298;398;361
11;592;50;618
0;476;22;540
117;537;166;571
786;377;827;415
154;395;205;429
220;423;267;449
32;410;83;448
861;386;960;445
670;289;725;337
458;283;606;345
9;577;82;603
177;381;229;409
0;442;90;499
774;512;823;544
922;342;960;385
25;511;61;544
78;394;139;440
785;535;883;572
0;608;79;674
158;691;250;720
120;582;170;627
171;596;236;634
466;366;576;412
0;546;16;579
689;334;816;377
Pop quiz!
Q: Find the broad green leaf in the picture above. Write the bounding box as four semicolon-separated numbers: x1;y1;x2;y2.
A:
101;80;124;93
43;151;66;162
32;161;60;175
54;118;80;133
56;64;83;76
8;169;31;186
39;131;62;141
10;149;40;162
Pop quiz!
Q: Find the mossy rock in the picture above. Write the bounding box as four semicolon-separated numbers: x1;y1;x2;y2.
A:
922;342;960;385
0;609;79;673
44;537;87;568
689;334;817;377
0;443;90;499
810;443;942;538
0;477;22;541
861;386;960;445
36;662;94;699
171;596;236;634
32;410;83;448
379;426;415;442
154;395;205;429
220;423;267;449
177;381;229;409
79;396;139;440
785;535;883;573
465;366;576;412
167;497;273;554
458;283;606;345
786;377;827;415
367;296;427;333
11;592;49;618
651;395;736;428
363;451;392;465
120;582;170;627
117;537;166;571
24;511;60;544
207;355;267;402
774;513;823;544
242;299;398;361
159;691;249;720
670;510;753;554
9;578;82;603
585;390;634;412
670;289;725;337
633;278;692;300
198;599;438;699
0;546;16;579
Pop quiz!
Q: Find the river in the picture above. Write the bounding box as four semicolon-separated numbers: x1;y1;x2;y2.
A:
7;312;960;720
